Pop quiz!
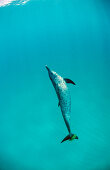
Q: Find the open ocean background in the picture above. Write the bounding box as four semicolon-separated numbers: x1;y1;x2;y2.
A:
0;0;110;169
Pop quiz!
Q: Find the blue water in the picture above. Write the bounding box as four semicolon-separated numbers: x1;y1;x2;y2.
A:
0;0;110;169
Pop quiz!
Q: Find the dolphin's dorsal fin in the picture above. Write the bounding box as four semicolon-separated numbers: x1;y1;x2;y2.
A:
64;78;76;85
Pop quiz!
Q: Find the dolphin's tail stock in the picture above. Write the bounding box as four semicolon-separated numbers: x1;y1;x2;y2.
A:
61;133;78;143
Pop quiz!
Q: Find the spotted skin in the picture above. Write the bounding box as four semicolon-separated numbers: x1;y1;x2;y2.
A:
46;66;71;134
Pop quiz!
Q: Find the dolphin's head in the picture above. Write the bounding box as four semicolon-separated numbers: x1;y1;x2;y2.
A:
45;65;57;81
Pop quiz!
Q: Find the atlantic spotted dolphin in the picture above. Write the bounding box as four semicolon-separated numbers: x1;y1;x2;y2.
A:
46;65;78;143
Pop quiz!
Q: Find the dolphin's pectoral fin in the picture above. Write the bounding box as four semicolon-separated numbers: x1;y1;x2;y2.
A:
64;78;76;85
58;101;60;107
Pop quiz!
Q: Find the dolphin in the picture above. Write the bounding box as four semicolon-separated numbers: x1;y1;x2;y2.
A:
46;65;78;143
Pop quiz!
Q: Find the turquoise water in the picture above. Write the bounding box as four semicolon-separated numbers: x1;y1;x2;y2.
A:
0;0;110;169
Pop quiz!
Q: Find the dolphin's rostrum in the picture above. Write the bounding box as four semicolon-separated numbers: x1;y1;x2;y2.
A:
46;65;78;143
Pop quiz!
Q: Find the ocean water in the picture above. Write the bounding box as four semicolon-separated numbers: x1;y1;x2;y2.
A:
0;0;110;169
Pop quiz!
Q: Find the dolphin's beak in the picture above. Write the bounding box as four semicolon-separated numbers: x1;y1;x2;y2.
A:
45;65;50;72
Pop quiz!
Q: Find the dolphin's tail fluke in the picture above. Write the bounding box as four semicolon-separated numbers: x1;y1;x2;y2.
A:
61;134;78;143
